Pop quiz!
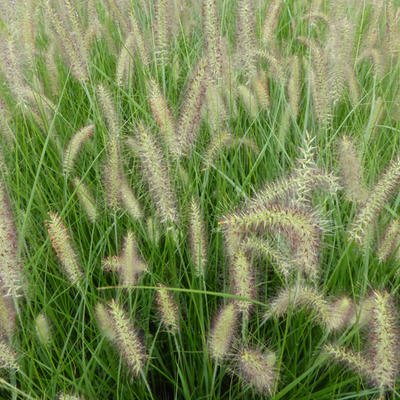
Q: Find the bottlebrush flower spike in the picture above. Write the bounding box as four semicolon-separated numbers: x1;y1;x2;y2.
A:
251;71;270;110
287;55;301;120
72;178;98;223
367;290;400;391
242;235;291;278
156;283;179;334
97;85;120;136
377;219;400;262
298;37;331;126
236;0;257;79
264;285;354;331
119;176;142;220
63;125;95;175
0;340;18;370
230;249;255;315
261;0;283;46
235;346;277;395
203;131;233;169
238;85;259;119
35;313;51;345
154;0;169;64
129;11;150;65
222;204;322;280
349;156;400;244
46;213;83;287
176;57;208;157
95;303;115;341
323;344;370;378
127;124;178;224
208;303;238;362
120;231;147;288
58;394;83;400
116;32;134;87
0;178;22;298
0;285;16;340
148;78;178;154
337;136;367;203
204;84;227;133
189;197;207;277
203;0;223;83
106;300;146;377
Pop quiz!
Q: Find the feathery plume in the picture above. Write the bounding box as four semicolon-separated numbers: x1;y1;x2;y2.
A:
357;48;386;78
377;219;400;262
236;0;257;79
349;156;400;244
323;344;370;377
242;235;291;278
223;204;322;280
72;178;98;223
116;32;135;87
148;78;178;154
63;125;95;175
203;0;223;83
287;55;301;120
265;285;354;331
188;197;207;277
337;136;367;203
156;283;179;333
35;313;51;345
119;176;142;220
58;394;83;400
235;346;277;395
261;0;283;46
154;0;169;64
343;64;360;108
0;179;22;297
203;131;233;169
95;303;115;341
230;249;255;315
298;37;331;126
0;341;18;370
208;303;238;362
0;98;14;148
0;286;15;340
46;213;83;287
44;0;89;82
129;11;150;65
256;50;285;84
251;71;270;110
97;85;120;136
238;85;259;119
204;84;228;133
120;231;147;287
367;290;400;391
106;300;146;377
128;124;178;224
176;57;208;157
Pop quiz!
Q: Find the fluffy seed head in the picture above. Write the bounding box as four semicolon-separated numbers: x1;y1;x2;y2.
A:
95;303;115;341
35;313;51;345
377;219;400;262
46;213;83;287
72;178;98;223
63;125;95;175
156;283;179;334
0;341;18;370
235;346;277;395
106;300;146;377
349;156;400;244
119;176;142;220
337;136;367;203
0;286;16;340
188;197;207;277
0;179;22;298
208;303;238;362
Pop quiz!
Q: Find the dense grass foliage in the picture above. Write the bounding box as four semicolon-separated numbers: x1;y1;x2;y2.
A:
0;0;399;399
